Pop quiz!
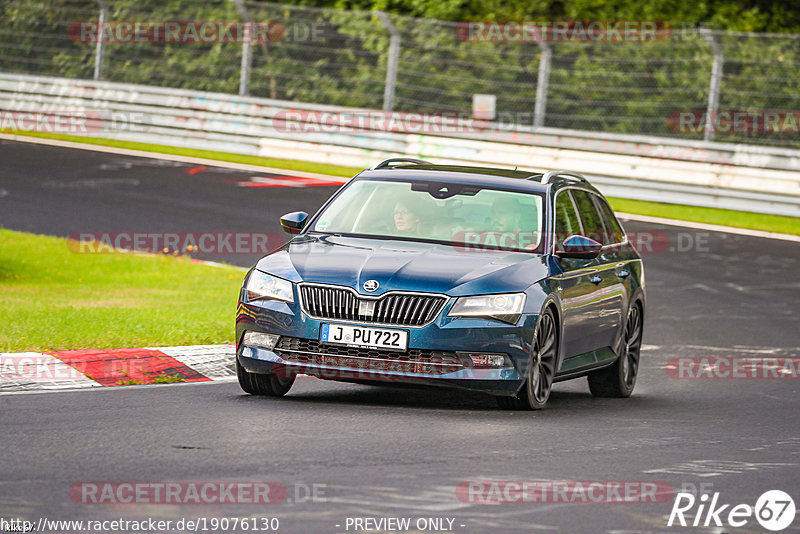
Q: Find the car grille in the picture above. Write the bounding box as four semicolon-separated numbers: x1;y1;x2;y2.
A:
275;337;464;375
299;284;446;327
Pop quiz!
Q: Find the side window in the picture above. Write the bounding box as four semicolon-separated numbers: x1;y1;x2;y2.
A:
570;190;605;244
554;191;581;248
593;196;625;245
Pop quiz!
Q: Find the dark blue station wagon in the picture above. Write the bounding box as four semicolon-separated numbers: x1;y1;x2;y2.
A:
236;160;645;410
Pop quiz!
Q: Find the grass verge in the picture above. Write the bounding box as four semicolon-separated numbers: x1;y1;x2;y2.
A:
4;130;798;236
0;228;244;352
608;198;800;236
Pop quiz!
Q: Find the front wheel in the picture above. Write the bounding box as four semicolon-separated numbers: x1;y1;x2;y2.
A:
497;308;557;410
236;358;295;397
588;301;643;398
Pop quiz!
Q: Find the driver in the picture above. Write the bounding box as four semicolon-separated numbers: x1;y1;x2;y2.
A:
389;191;439;236
393;200;422;234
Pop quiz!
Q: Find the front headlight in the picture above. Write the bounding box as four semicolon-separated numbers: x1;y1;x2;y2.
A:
245;271;294;303
448;293;526;324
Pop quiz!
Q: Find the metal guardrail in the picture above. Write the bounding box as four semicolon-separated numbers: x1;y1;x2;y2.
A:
1;73;799;217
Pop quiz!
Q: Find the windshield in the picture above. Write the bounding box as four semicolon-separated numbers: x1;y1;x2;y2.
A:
311;179;545;253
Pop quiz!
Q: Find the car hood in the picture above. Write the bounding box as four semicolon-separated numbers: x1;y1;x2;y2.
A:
255;234;550;296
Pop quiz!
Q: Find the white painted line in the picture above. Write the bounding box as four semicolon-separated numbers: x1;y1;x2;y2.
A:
640;344;662;351
617;212;800;242
0;377;236;396
0;133;350;182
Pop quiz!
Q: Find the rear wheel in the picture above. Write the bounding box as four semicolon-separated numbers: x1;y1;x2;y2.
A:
236;358;295;397
588;301;642;398
496;308;557;410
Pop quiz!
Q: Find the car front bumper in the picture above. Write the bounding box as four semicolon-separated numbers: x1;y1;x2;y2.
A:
236;299;537;396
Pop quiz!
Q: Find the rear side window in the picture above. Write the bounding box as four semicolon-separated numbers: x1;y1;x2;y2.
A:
593;196;625;245
554;191;581;248
570;189;605;244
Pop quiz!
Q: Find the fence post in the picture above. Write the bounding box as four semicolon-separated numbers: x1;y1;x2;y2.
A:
232;0;253;96
93;0;108;80
700;28;723;143
533;40;551;128
375;11;400;111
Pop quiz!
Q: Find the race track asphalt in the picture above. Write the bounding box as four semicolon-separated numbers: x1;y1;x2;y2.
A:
1;139;798;533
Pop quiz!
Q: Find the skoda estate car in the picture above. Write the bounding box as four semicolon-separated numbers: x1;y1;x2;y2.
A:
236;160;645;409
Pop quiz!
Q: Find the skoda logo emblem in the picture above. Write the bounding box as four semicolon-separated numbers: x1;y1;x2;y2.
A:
363;280;379;292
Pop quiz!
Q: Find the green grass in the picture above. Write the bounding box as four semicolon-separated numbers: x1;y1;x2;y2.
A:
151;375;185;384
0;229;245;352
4;130;798;235
607;198;800;236
117;379;144;386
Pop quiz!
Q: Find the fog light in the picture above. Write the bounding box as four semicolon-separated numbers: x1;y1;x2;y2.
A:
459;352;511;369
243;332;280;350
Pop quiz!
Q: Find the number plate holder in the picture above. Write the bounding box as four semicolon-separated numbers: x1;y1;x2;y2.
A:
319;323;409;352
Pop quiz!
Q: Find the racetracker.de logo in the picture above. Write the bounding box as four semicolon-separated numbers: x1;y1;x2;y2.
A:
668;110;800;135
456;480;674;504
666;357;800;379
0;111;102;134
456;20;673;43
0;355;86;381
1;111;150;134
273;110;489;134
68;21;286;44
67;232;283;255
69;482;287;504
451;230;709;254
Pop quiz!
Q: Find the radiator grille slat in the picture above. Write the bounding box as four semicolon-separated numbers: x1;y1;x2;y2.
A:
375;298;385;322
380;297;390;323
421;299;435;323
348;293;353;319
300;285;446;327
409;296;424;325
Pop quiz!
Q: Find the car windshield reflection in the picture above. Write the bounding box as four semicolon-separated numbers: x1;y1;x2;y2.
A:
311;179;545;253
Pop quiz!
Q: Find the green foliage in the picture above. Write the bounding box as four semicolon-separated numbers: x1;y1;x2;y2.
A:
1;0;799;147
320;0;800;32
117;379;144;385
151;375;186;383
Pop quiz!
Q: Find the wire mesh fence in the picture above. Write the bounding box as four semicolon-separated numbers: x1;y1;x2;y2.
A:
1;0;800;148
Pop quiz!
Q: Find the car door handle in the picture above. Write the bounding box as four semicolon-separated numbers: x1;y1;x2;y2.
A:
617;269;630;279
590;275;602;285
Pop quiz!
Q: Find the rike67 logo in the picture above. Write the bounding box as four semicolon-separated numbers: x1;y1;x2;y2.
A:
668;490;796;531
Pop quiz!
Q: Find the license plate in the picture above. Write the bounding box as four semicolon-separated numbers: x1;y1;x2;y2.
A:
320;323;408;352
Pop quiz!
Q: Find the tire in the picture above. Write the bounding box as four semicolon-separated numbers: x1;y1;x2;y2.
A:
496;308;558;410
236;358;295;397
588;301;643;398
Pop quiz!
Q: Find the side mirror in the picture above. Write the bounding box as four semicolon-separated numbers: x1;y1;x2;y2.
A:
556;235;602;259
280;211;308;234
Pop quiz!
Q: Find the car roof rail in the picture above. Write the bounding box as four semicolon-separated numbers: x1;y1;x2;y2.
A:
538;170;588;184
370;157;429;170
